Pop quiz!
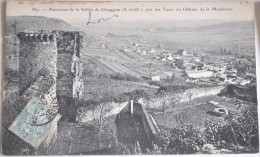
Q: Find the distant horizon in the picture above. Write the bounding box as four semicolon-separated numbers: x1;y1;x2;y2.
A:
6;15;255;30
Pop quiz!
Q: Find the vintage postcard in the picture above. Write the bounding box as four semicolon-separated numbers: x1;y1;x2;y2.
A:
2;1;259;155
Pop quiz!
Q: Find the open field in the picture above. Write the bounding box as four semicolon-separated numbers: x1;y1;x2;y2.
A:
83;78;157;100
150;103;221;130
148;93;255;132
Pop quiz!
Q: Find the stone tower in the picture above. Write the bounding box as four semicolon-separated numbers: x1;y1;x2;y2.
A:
17;31;58;109
17;30;83;121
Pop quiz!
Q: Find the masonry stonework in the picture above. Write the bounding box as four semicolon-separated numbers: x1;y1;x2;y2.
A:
56;31;83;99
17;32;57;98
56;31;83;122
17;30;84;122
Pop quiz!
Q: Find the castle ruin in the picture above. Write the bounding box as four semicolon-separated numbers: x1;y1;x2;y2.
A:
17;30;84;121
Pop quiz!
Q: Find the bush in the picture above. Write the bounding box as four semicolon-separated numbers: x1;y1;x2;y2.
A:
156;85;188;94
204;107;259;152
167;125;204;154
165;74;175;83
114;89;149;103
110;73;140;82
160;107;259;154
97;73;141;82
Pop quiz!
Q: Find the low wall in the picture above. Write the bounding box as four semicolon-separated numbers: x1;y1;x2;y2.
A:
77;102;128;124
179;85;225;102
77;85;226;123
145;85;226;110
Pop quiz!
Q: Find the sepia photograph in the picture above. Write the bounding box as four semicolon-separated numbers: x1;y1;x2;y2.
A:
1;1;259;155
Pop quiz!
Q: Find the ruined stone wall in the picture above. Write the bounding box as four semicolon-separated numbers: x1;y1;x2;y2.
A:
179;85;225;102
55;31;83;122
56;31;83;99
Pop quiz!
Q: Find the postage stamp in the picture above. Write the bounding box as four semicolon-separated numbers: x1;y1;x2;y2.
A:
9;97;61;149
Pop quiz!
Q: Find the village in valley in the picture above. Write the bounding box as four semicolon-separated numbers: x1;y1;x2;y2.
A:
64;19;258;154
2;14;258;155
101;34;256;85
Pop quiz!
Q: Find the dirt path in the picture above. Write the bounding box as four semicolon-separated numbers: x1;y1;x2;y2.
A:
130;81;159;89
168;102;203;112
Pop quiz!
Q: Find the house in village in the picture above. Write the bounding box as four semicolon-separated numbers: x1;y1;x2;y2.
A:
99;43;108;49
100;33;107;39
140;40;148;44
158;42;165;50
246;67;256;79
133;42;139;47
151;75;160;81
185;64;214;80
209;64;226;75
135;47;142;53
190;57;201;63
123;47;131;52
224;75;239;84
150;48;157;54
182;60;200;70
156;56;161;60
225;67;237;76
174;56;180;61
240;76;251;86
142;49;147;55
163;52;173;61
167;55;173;61
178;49;188;56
